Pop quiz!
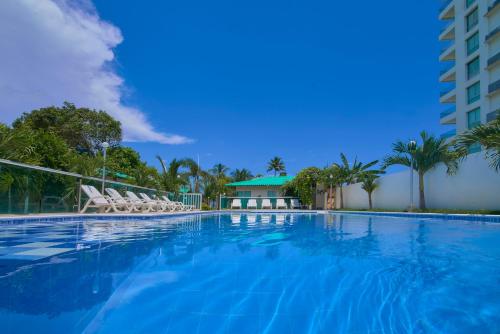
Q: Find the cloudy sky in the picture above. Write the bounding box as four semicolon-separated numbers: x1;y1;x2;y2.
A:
0;0;445;174
0;0;191;144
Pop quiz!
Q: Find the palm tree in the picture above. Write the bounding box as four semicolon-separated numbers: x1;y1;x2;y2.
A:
333;153;379;209
181;158;202;193
231;168;253;182
360;174;379;210
156;156;188;192
455;114;500;171
267;156;285;176
384;131;458;210
210;163;229;179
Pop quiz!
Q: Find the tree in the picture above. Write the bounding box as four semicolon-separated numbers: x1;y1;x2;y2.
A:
282;167;321;207
267;157;285;176
13;102;121;155
332;153;379;209
455;114;500;171
360;174;379;210
231;168;253;182
156;156;188;192
181;158;202;193
384;131;458;210
0;123;38;164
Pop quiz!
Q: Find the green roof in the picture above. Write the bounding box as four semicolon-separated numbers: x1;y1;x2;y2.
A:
226;176;294;187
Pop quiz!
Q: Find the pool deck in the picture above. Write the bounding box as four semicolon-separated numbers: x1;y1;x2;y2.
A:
0;209;499;223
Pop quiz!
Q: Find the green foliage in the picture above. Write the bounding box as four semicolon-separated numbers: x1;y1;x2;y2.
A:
282;167;321;205
455;114;500;171
13;102;121;154
384;131;458;209
267;156;286;176
231;168;253;182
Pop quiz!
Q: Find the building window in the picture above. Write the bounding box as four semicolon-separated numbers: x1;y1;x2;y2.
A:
267;191;277;198
467;108;481;129
466;32;479;55
467;81;480;104
466;8;479;32
466;0;476;8
237;191;251;198
467;57;480;80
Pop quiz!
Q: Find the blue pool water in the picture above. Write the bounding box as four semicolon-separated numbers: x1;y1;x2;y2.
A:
0;213;499;333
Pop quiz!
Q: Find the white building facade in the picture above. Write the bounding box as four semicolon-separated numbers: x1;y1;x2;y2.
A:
439;0;500;143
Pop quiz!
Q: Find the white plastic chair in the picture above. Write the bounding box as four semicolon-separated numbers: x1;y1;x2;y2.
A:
261;199;272;209
276;198;287;209
291;198;301;209
247;199;257;209
231;199;242;209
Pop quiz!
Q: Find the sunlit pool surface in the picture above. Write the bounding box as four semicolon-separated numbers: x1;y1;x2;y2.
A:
0;213;499;333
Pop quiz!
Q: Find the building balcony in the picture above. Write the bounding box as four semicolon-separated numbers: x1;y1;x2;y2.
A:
486;109;499;122
440;107;457;125
440;129;456;140
439;43;456;61
486;26;500;43
488;79;500;95
486;0;500;17
439;0;455;20
439;63;456;82
440;86;456;103
487;51;500;68
439;22;455;41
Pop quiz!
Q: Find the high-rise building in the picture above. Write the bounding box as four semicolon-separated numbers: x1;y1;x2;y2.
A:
439;0;500;145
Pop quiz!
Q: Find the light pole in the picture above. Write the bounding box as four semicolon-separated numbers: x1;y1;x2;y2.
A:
329;174;333;209
101;142;109;194
409;140;416;211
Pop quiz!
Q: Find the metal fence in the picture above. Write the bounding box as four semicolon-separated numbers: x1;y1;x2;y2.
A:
0;158;202;214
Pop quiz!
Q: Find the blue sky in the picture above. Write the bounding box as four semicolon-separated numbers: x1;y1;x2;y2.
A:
94;0;444;174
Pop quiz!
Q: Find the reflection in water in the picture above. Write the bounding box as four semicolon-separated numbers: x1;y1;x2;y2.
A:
0;213;499;333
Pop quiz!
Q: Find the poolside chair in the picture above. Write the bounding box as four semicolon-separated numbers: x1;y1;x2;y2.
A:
261;199;272;209
139;193;170;212
80;185;129;213
126;191;158;212
231;199;242;209
276;198;288;209
161;195;190;211
290;199;302;209
105;188;147;213
247;199;257;209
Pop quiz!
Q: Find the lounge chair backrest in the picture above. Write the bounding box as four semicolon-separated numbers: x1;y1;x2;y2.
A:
277;198;286;205
82;185;108;205
262;199;271;207
105;188;128;204
126;191;141;201
291;199;300;207
248;199;257;206
139;193;153;201
232;199;242;206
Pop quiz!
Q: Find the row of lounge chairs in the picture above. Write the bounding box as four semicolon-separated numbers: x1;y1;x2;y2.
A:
230;198;302;210
80;185;194;214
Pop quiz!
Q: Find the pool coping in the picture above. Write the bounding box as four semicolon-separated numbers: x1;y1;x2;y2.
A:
331;210;500;223
0;209;498;224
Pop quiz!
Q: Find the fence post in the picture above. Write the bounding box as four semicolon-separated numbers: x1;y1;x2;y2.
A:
77;178;82;213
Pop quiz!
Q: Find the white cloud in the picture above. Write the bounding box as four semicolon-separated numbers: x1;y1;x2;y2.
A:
0;0;192;144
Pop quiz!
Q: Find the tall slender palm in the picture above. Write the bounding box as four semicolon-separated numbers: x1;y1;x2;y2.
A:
231;168;253;182
181;158;202;193
210;163;229;179
156;156;188;192
360;174;379;210
384;131;458;210
455;114;500;171
333;153;379;209
267;157;285;176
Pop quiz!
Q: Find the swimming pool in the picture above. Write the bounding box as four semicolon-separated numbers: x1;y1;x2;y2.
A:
0;212;499;333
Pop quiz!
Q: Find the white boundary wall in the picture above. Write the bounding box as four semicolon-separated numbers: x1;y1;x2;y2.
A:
336;153;500;211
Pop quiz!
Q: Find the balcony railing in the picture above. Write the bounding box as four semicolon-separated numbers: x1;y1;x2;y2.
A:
486;26;500;43
440;107;456;118
487;51;500;68
440;129;456;139
440;86;456;97
487;0;500;15
440;0;453;12
488;79;500;95
486;109;499;122
440;62;455;75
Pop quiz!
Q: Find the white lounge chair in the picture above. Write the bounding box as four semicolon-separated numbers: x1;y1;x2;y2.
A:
290;198;301;209
105;188;149;213
247;199;257;209
139;193;170;212
231;199;242;209
126;191;158;212
276;198;287;209
261;199;272;209
80;185;129;213
161;196;189;211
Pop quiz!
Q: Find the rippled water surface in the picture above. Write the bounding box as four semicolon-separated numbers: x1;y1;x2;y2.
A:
0;213;500;333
